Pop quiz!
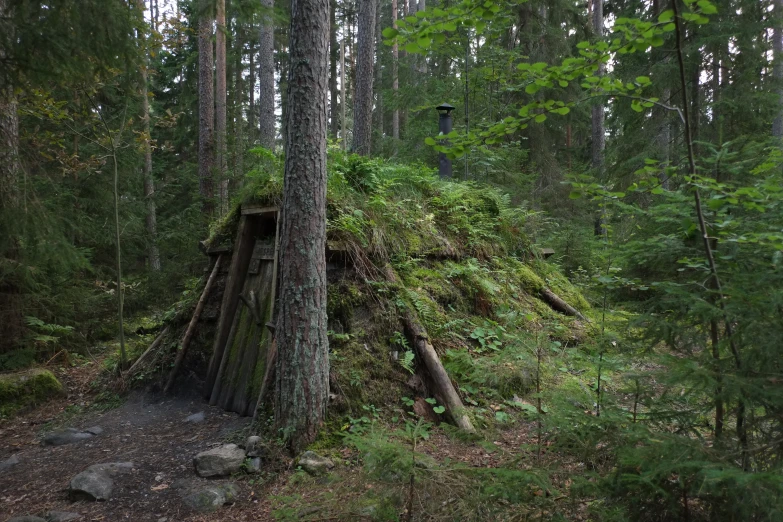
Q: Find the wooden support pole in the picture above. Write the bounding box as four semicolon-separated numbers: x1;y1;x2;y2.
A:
164;256;223;394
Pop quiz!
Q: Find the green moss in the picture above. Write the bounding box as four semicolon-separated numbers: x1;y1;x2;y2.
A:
0;368;63;417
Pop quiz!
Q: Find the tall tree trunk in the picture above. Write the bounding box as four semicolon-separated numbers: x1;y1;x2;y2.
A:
341;39;347;148
234;21;245;180
774;0;783;139
330;0;339;138
391;0;399;141
137;0;161;270
590;0;605;173
216;0;229;215
259;0;276;150
198;0;215;215
249;40;257;140
275;0;330;454
352;0;376;154
374;0;383;152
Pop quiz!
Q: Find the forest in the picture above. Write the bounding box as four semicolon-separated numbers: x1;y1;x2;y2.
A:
1;0;782;520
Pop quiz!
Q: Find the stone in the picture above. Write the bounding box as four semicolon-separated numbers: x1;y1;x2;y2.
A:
246;457;262;473
42;428;94;447
193;444;245;477
181;484;238;513
44;512;82;522
185;412;205;423
0;369;62;417
6;517;46;522
244;436;264;457
82;426;103;435
297;451;334;476
0;454;20;474
68;462;134;501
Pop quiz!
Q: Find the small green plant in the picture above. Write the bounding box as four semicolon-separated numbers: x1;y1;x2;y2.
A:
468;320;505;352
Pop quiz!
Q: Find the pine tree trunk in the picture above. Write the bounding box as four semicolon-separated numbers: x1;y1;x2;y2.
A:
330;0;339;138
374;2;383;152
216;0;229;215
391;0;399;141
137;0;161;271
259;0;276;150
341;39;347;149
275;0;330;454
234;22;245;181
0;0;20;215
773;0;783;138
352;0;376;154
249;40;257;140
590;0;605;173
198;0;215;215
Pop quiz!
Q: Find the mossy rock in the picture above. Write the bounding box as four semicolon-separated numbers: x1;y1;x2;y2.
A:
0;368;63;417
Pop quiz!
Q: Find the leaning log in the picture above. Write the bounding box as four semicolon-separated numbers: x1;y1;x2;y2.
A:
400;312;475;432
539;287;586;321
164;256;222;393
125;326;170;378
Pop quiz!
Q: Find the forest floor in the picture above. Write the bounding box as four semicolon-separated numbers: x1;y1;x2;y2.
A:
1;350;592;522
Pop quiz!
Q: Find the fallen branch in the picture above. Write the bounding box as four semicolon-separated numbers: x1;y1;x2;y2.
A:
164;256;222;394
539;288;586;321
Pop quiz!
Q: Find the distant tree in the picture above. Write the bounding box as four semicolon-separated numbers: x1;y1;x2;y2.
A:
274;0;330;452
352;0;376;154
259;0;276;149
216;0;228;214
198;0;215;215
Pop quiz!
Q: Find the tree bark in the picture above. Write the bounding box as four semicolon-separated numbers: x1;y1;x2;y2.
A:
275;0;330;453
774;0;783;138
198;0;215;215
590;0;605;173
0;0;20;215
374;1;383;151
259;0;276;150
341;39;347;149
137;0;161;271
330;0;339;138
352;0;376;154
216;0;229;215
391;0;399;141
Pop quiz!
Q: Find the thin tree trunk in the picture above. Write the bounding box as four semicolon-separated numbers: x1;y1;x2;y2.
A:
275;0;330;454
590;0;605;173
341;39;347;149
249;41;257;141
137;0;161;271
374;1;383;152
198;0;215;215
391;0;399;141
234;22;245;180
216;0;229;215
774;0;783;138
259;0;276;150
352;0;376;154
330;0;339;138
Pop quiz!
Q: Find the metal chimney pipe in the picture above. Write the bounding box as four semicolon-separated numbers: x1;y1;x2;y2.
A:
436;103;455;179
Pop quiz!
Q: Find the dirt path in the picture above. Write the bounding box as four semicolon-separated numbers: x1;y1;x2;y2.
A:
0;389;278;521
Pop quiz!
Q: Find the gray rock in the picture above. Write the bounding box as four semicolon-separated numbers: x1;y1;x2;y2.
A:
193;444;245;477
82;426;103;435
68;462;134;501
6;517;47;522
182;484;238;513
0;454;20;474
185;411;205;423
297;451;334;476
244;436;264;457
44;512;82;522
42;428;95;446
246;457;262;473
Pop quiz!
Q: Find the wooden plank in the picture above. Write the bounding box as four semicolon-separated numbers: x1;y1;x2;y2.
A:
204;215;257;397
241;204;279;216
